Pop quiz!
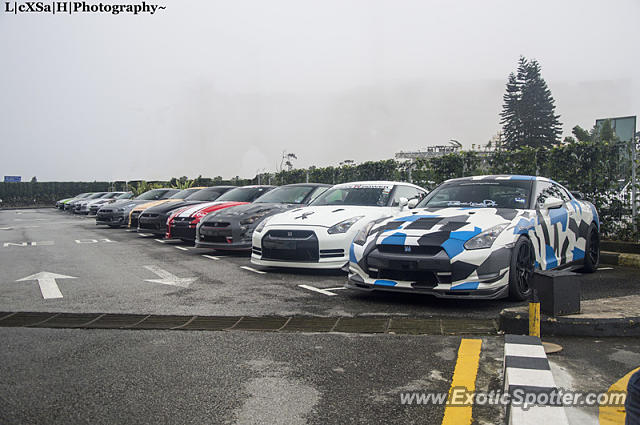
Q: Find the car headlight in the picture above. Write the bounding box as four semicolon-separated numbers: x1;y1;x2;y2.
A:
240;211;270;226
327;216;364;235
255;216;272;233
353;221;375;246
463;223;509;250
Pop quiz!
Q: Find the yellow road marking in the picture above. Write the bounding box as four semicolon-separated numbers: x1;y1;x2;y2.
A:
599;366;640;425
442;338;483;425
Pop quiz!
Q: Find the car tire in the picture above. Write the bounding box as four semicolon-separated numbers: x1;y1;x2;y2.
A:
581;224;600;273
508;236;535;301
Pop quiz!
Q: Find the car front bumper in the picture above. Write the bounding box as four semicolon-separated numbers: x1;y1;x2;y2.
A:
196;221;254;250
250;225;352;269
347;244;512;299
138;213;168;236
169;222;197;241
96;211;126;226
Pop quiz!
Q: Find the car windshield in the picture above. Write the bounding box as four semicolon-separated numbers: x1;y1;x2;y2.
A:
185;187;230;201
103;192;121;199
310;185;393;206
115;192;132;199
418;180;533;209
216;187;273;202
86;192;107;199
169;188;201;199
254;186;317;204
135;189;169;200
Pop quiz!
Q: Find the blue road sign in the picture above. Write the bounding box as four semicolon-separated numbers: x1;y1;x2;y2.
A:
4;176;21;182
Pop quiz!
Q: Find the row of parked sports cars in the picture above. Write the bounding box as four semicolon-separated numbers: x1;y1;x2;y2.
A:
56;175;601;301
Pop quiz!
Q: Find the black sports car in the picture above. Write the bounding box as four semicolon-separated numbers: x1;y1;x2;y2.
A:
96;188;179;228
137;186;236;236
195;183;330;251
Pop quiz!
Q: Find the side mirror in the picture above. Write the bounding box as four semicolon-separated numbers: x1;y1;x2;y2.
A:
408;198;419;209
398;197;409;210
542;197;564;210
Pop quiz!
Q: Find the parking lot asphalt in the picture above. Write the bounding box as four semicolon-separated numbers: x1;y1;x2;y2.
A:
1;209;639;425
0;327;505;425
1;209;636;320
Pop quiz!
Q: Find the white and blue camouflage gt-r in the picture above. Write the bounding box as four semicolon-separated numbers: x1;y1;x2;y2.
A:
347;175;600;300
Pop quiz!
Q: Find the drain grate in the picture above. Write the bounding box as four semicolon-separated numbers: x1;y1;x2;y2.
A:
0;311;498;335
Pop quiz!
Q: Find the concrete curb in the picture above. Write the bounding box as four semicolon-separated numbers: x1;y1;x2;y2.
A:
601;250;640;268
499;295;640;337
503;335;569;425
0;311;499;335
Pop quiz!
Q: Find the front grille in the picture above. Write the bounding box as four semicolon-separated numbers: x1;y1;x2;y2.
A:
139;221;162;230
261;230;319;262
173;217;192;222
267;230;314;239
100;209;113;213
171;226;195;240
252;246;262;255
320;249;345;258
368;269;438;287
203;222;230;228
200;235;228;243
378;245;443;255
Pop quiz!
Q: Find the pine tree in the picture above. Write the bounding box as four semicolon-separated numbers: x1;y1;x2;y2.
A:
500;56;562;150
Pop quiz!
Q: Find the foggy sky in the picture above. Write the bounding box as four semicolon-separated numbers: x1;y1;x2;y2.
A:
1;0;638;182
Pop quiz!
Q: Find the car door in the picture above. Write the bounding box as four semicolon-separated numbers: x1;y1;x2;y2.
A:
533;181;572;268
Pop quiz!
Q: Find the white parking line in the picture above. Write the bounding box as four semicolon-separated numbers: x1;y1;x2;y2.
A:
138;233;153;237
126;229;136;232
241;266;266;274
298;284;339;296
202;255;220;260
598;267;614;270
154;239;166;243
175;246;189;251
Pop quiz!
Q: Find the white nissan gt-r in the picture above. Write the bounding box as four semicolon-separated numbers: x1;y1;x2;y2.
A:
250;181;428;269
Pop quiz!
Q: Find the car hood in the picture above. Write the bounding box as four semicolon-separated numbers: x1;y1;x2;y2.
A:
263;205;397;228
203;202;300;221
174;201;248;218
132;199;183;212
370;207;530;244
142;200;203;215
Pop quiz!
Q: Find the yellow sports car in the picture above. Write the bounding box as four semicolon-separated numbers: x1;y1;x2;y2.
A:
128;187;206;228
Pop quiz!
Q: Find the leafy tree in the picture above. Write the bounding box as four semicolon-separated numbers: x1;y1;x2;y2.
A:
500;56;562;149
30;176;37;183
572;125;591;142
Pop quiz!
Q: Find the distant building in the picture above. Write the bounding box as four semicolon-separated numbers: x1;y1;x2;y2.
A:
395;144;461;160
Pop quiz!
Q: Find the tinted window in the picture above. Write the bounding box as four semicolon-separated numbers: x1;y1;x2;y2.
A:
135;189;170;200
310;185;393;207
87;192;107;199
534;181;570;207
254;186;317;204
185;187;232;201
419;180;532;209
390;185;426;206
115;192;132;199
216;187;274;202
169;188;201;199
103;193;121;199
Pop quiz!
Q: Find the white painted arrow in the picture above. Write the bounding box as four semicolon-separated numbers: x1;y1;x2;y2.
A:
16;272;76;299
143;265;197;288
